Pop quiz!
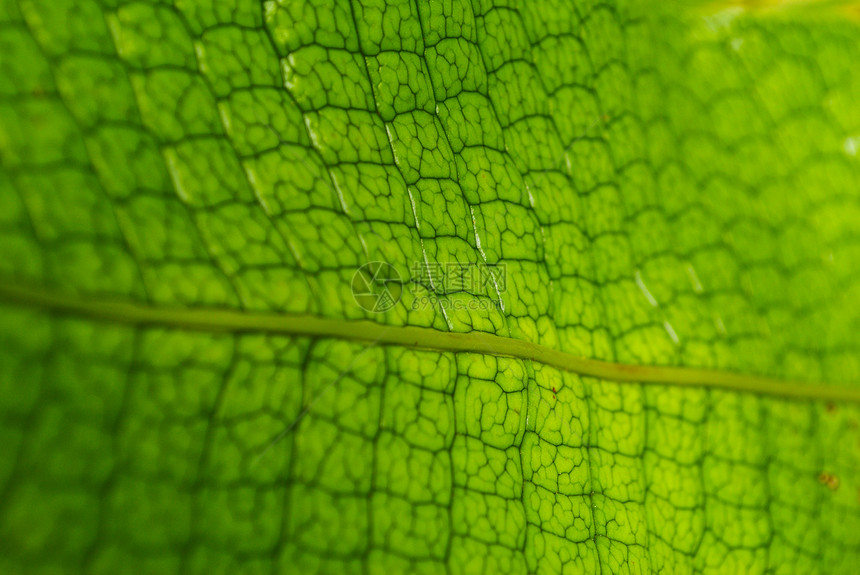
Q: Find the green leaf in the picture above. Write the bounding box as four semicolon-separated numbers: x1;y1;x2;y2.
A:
1;1;860;574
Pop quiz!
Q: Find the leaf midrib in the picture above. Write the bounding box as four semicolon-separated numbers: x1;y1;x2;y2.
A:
1;279;856;403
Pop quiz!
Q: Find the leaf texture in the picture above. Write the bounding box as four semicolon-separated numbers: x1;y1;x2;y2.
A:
1;1;860;573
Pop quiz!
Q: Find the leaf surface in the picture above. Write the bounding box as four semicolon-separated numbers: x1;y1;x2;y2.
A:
1;1;860;573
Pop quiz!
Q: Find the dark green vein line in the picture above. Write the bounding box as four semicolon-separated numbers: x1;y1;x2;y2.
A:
2;280;858;403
